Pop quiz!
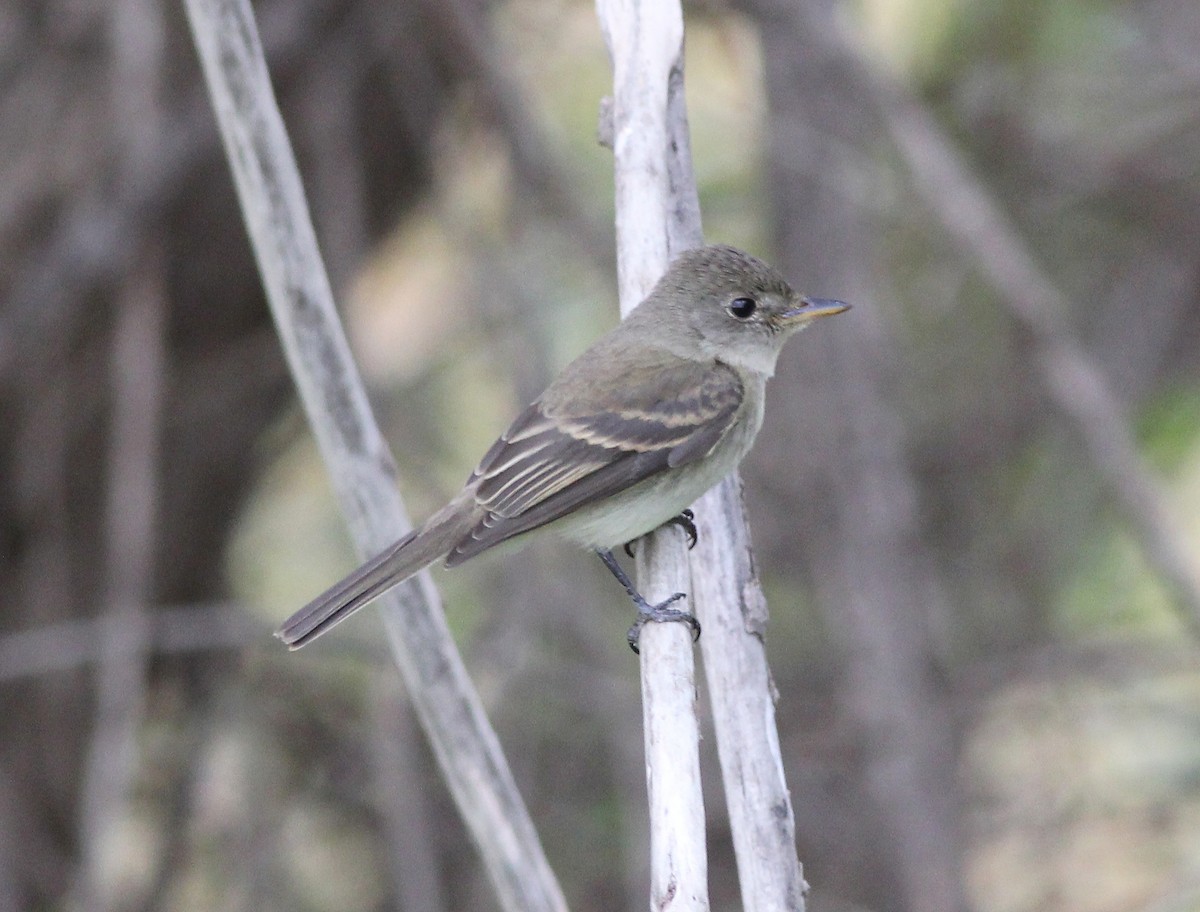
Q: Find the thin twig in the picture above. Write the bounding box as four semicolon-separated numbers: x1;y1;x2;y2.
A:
0;603;259;683
73;4;167;906
596;0;708;906
181;2;567;910
73;260;166;912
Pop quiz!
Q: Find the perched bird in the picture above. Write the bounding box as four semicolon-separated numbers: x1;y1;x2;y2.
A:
278;244;848;651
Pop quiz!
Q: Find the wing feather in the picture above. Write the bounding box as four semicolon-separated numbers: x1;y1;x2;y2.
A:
445;352;743;566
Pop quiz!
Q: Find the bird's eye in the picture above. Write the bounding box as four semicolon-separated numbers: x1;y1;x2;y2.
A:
727;297;757;319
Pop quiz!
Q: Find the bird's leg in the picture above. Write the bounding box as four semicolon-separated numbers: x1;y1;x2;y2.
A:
595;548;701;654
622;508;698;558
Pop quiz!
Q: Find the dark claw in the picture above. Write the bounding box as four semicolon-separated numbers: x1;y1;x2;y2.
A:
622;509;699;558
666;508;698;550
626;594;702;654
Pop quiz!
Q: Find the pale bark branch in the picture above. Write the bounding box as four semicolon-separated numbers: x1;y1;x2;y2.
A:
596;0;709;907
599;2;809;909
666;12;808;912
181;2;567;910
692;478;810;910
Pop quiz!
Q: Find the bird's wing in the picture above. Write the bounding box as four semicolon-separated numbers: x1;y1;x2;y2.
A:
445;351;743;565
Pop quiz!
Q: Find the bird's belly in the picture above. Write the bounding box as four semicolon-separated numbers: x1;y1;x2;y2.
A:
558;473;710;548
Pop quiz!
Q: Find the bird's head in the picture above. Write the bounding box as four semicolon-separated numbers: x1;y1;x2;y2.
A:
642;244;849;376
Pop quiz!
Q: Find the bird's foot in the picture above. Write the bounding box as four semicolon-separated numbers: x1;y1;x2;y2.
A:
623;509;698;558
595;548;702;653
626;594;701;655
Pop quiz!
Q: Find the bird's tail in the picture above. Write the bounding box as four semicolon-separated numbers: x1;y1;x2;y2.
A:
276;502;470;649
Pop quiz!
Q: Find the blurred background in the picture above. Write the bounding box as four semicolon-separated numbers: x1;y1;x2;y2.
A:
3;0;1200;910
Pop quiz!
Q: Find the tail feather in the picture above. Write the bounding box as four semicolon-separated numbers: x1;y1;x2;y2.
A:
276;504;470;649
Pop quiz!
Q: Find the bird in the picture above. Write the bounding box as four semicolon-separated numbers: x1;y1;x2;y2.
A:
277;244;848;651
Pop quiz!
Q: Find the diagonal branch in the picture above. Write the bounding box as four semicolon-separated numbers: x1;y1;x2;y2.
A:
181;1;567;910
758;0;1200;637
834;21;1200;636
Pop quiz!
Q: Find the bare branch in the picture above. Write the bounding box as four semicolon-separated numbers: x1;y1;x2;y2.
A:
691;478;810;910
599;1;809;907
667;30;809;903
74;256;167;912
0;603;260;683
596;0;709;906
181;1;567;910
72;3;168;905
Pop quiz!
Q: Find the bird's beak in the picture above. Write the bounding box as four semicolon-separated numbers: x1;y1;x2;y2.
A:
778;297;851;326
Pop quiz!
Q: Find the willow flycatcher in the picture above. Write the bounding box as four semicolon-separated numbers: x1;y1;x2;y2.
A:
278;244;848;650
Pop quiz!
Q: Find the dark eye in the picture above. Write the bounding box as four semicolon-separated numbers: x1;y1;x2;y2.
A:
727;297;757;319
